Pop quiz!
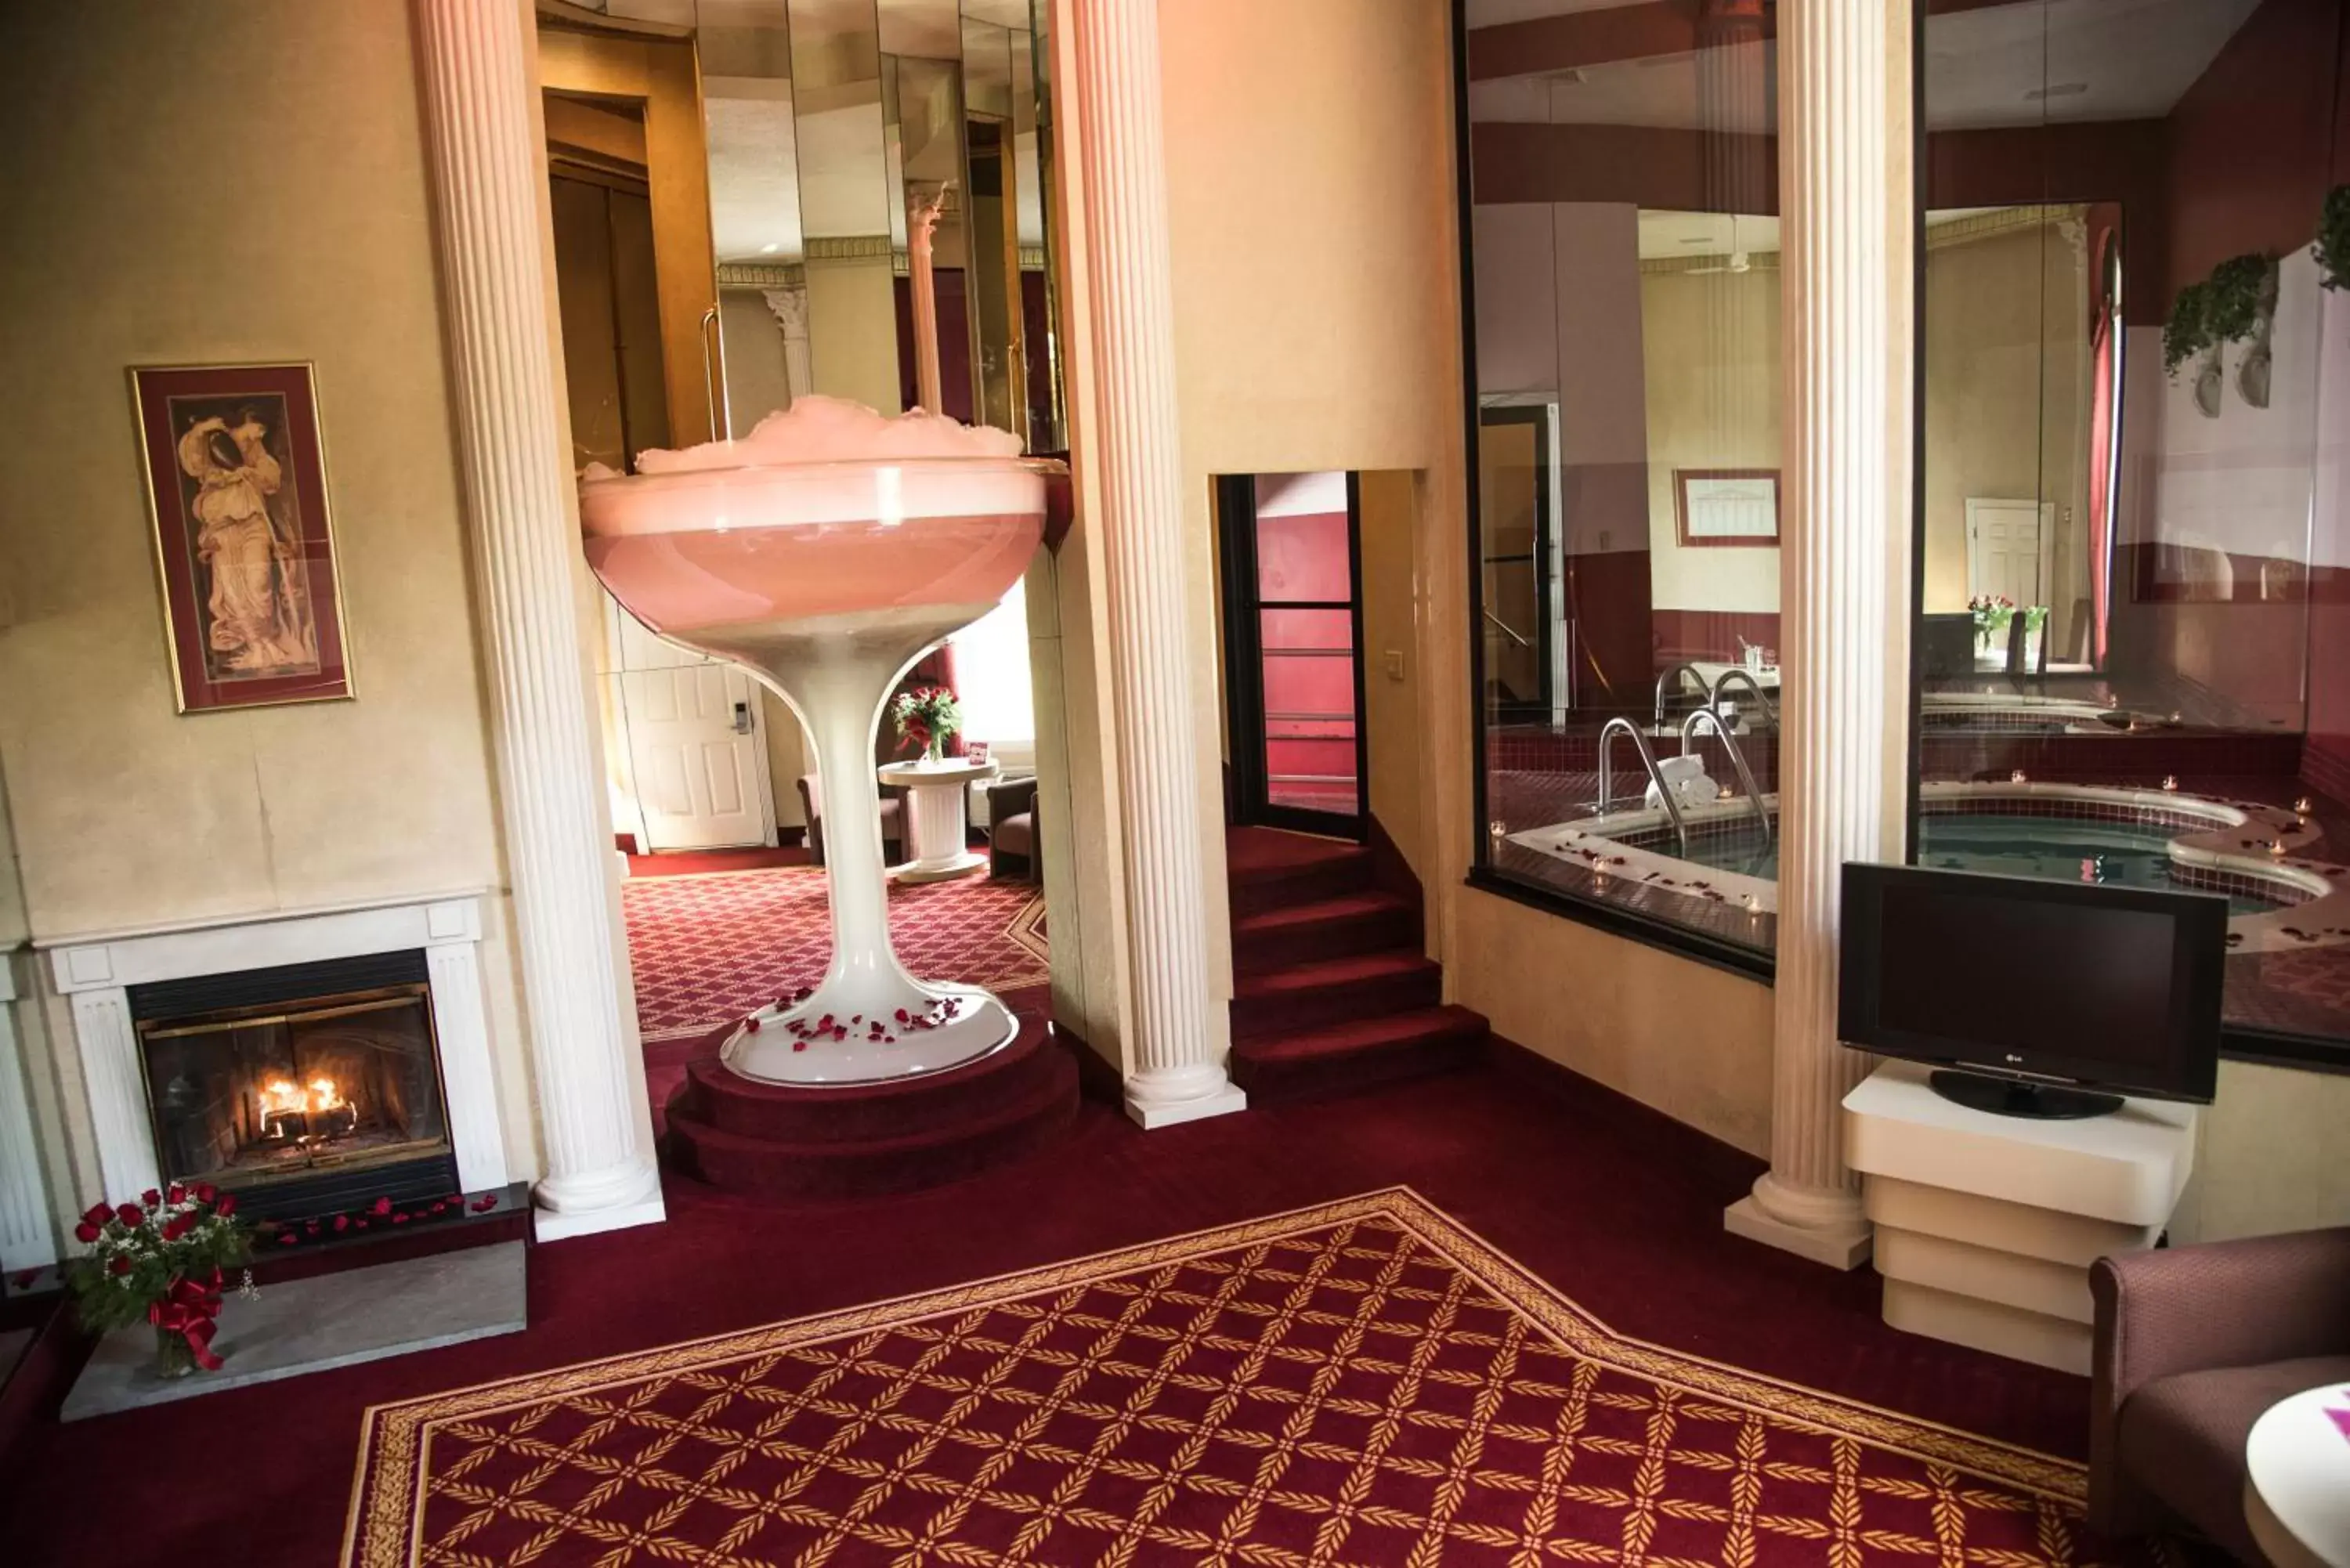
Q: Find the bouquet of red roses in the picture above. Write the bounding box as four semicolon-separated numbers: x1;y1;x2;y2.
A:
63;1183;251;1375
890;685;963;761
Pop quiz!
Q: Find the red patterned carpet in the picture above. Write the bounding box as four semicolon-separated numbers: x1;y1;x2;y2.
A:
623;868;1049;1042
346;1191;2151;1568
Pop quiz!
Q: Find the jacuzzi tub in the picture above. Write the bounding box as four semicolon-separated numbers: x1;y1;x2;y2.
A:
1506;781;2348;954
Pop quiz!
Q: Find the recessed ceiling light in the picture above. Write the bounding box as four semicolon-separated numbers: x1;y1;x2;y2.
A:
2024;81;2089;100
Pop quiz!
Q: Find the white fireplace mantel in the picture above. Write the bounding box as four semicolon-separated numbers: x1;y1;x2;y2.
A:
47;894;512;1209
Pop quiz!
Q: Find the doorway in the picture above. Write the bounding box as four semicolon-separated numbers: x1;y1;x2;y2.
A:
1217;472;1369;839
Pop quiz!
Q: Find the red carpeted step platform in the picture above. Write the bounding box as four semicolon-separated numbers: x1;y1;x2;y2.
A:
664;1012;1078;1199
1226;827;1487;1102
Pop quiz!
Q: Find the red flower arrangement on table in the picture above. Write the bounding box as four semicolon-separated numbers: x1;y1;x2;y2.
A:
63;1183;251;1378
889;685;962;762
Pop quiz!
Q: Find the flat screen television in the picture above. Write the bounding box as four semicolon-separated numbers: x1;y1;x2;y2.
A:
1839;862;2225;1118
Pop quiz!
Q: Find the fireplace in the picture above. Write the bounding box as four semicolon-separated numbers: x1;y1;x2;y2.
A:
131;952;460;1222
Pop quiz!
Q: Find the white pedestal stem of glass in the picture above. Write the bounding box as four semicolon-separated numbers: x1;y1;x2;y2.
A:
724;603;1017;1086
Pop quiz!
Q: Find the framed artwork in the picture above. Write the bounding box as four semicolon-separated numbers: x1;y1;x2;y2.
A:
1673;468;1781;547
964;740;991;766
131;363;351;712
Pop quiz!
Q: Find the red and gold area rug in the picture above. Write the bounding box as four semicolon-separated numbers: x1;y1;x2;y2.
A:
622;868;1049;1042
345;1190;2152;1567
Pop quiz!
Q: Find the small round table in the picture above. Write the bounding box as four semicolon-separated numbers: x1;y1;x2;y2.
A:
2245;1382;2350;1568
877;757;1000;883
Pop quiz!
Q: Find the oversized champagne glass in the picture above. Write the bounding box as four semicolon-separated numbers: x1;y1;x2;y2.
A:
579;400;1058;1086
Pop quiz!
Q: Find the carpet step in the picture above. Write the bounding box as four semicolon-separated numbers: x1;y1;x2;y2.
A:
1231;891;1418;973
1231;1005;1488;1102
1231;950;1443;1041
665;1048;1079;1199
678;1018;1061;1144
1227;841;1376;916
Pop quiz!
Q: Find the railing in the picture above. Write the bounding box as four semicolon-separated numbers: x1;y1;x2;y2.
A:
1680;707;1773;846
1653;661;1708;725
1596;717;1689;854
1482;606;1533;649
1708;667;1778;728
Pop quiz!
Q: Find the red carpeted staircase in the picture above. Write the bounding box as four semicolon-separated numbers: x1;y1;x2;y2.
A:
663;1011;1078;1198
1227;828;1488;1100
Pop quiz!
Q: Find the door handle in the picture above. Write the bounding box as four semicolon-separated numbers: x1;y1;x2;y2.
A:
732;699;754;735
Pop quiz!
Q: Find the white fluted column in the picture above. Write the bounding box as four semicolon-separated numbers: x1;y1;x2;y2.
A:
1723;0;1910;1269
414;0;664;1239
1068;0;1245;1129
0;958;55;1274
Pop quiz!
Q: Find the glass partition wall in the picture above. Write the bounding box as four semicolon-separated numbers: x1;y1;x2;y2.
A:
1911;0;2350;1062
1462;0;1785;969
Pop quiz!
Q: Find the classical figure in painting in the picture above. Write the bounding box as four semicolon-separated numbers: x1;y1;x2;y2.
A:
175;403;318;677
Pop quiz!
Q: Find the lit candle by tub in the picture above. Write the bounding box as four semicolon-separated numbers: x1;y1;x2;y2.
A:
2162;775;2179;793
2295;797;2314;818
1742;894;1762;914
2010;769;2028;784
2270;838;2290;857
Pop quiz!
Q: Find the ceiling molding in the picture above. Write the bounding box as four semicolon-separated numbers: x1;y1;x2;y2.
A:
1923;203;2089;251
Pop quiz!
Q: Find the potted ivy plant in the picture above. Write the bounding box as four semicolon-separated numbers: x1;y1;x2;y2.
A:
2204;252;2280;409
2318;184;2348;292
64;1183;251;1378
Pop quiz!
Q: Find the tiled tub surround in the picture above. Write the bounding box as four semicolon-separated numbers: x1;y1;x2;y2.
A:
1506;783;2349;956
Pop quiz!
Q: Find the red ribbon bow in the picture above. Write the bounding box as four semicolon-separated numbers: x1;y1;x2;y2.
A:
148;1268;225;1371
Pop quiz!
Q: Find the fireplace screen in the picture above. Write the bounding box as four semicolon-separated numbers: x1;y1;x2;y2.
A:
139;983;453;1191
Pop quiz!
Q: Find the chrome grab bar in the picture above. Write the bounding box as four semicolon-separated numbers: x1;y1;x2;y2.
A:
1681;706;1772;845
1596;717;1688;855
1653;661;1706;725
700;303;731;442
1481;606;1533;649
1709;667;1778;728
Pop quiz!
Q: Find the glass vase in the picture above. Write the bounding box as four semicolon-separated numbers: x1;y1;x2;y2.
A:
151;1324;199;1380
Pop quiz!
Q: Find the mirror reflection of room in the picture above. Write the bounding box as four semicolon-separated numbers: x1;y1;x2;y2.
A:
531;0;1071;1032
1466;0;2350;1054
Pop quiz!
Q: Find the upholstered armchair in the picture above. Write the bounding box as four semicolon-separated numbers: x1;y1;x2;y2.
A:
797;774;905;868
985;775;1039;881
2089;1227;2350;1563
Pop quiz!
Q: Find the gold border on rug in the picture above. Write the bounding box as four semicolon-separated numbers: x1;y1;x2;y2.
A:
342;1187;2088;1567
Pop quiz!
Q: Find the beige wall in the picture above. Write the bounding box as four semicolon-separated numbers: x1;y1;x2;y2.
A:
1358;472;1424;876
1158;0;1467;1027
1921;218;2092;627
2173;1060;2350;1244
0;3;542;1229
804;256;905;415
1641;266;1783;613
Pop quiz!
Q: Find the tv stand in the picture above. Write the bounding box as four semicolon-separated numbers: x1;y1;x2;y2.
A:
1926;1069;2123;1121
1845;1060;2196;1374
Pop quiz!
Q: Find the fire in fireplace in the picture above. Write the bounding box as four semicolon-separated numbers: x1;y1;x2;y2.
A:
133;955;458;1221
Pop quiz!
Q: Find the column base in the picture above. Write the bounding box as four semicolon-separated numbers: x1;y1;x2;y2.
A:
1724;1194;1873;1270
1126;1082;1249;1129
535;1190;669;1243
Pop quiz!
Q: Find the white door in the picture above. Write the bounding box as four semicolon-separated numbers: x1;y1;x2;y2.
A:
1965;498;2053;605
610;600;776;852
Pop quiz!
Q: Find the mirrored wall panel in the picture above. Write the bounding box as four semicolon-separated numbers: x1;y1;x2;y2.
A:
536;0;1073;893
540;0;1063;463
1462;0;1784;963
1913;0;2350;1054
